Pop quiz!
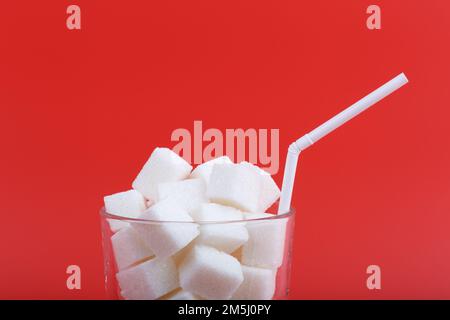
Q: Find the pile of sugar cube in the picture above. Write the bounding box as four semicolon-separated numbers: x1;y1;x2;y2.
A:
104;147;287;300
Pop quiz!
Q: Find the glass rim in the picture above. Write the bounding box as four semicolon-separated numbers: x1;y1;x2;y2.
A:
100;205;295;225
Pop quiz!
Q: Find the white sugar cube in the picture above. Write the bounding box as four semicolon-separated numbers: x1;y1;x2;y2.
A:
156;179;207;213
232;265;277;300
241;161;280;212
111;226;154;270
190;156;232;185
179;245;243;300
107;220;128;233
132;200;199;259
207;163;262;213
191;203;243;222
117;257;178;300
104;189;147;232
241;213;287;268
166;289;200;300
132;148;192;200
192;204;248;254
196;224;248;254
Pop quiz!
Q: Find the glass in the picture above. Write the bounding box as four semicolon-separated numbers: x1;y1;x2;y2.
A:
100;204;295;300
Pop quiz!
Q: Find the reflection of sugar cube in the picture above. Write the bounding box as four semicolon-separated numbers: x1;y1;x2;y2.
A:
242;213;287;268
179;245;243;300
111;226;154;270
132;200;199;259
132;148;192;201
156;179;207;213
190;156;232;185
166;289;200;300
232;265;277;300
207;163;262;213
117;257;178;300
241;161;280;212
104;189;147;232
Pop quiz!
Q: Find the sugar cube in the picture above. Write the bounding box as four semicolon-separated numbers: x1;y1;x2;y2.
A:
132;200;199;259
132;148;192;200
207;163;262;213
191;203;248;253
196;224;248;254
172;241;196;267
190;156;232;185
111;226;154;270
179;245;243;300
241;161;280;212
156;178;207;213
231;265;277;300
117;257;178;300
107;220;128;234
191;203;243;222
166;289;200;300
104;189;147;232
241;213;287;268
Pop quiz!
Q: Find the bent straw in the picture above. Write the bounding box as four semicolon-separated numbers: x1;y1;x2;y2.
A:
278;73;409;214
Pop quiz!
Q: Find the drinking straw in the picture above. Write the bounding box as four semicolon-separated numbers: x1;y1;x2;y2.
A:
278;73;409;214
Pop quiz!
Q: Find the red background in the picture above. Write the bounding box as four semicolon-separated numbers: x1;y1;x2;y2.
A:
1;1;449;299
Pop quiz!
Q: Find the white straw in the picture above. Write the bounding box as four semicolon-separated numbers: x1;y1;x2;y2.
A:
278;73;409;214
